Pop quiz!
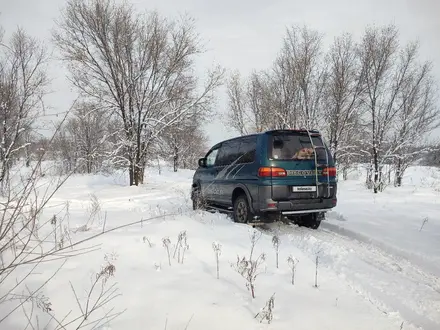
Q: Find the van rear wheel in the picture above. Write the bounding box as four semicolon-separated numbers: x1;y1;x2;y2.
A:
303;213;321;229
233;195;252;223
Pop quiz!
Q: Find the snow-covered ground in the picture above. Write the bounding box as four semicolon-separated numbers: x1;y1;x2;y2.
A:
3;165;440;330
320;166;440;330
329;166;440;275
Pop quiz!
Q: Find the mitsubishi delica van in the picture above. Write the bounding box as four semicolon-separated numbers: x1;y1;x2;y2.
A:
191;129;337;229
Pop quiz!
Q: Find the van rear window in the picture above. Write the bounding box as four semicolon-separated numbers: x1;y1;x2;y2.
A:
268;133;328;161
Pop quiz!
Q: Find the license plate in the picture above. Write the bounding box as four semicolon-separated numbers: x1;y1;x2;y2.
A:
292;186;316;192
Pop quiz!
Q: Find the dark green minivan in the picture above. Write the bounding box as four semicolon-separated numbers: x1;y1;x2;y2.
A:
191;129;337;229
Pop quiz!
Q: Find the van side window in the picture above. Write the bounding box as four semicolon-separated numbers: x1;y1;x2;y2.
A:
205;148;219;167
216;140;240;166
237;137;256;163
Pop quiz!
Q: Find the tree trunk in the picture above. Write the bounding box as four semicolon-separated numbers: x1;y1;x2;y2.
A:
134;166;140;186
173;146;178;172
139;166;144;185
87;155;92;174
395;158;402;187
0;161;7;184
129;161;134;186
378;166;384;192
25;145;30;167
132;163;144;186
387;165;391;185
373;147;379;194
366;163;373;188
332;140;338;166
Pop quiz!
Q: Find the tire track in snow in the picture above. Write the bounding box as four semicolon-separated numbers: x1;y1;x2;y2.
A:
259;222;440;330
322;220;440;277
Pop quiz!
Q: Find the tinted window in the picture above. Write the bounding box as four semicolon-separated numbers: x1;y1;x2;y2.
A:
216;140;241;166
237;137;256;164
205;148;219;167
269;132;330;162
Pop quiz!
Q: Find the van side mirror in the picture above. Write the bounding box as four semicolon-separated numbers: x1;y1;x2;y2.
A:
198;158;207;167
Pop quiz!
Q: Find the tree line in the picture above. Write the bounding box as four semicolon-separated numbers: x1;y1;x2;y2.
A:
0;0;439;192
1;0;221;187
224;25;440;192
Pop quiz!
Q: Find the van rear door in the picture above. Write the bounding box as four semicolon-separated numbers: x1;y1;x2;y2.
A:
264;130;335;200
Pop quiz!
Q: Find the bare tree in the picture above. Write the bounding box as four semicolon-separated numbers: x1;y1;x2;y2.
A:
276;25;327;129
269;53;298;130
51;126;78;174
324;33;365;166
421;141;440;167
0;27;112;323
225;71;250;135
359;25;440;192
65;101;110;174
53;0;223;186
225;25;327;135
390;52;440;186
159;113;208;171
0;27;49;189
178;128;209;170
0;101;80;329
359;25;407;192
225;23;439;187
225;70;271;135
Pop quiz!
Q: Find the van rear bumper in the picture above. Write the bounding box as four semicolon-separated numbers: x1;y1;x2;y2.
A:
258;199;336;213
255;185;337;214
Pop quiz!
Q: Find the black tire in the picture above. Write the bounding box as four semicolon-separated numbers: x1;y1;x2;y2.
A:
233;195;253;223
288;213;321;229
191;186;204;210
303;213;321;229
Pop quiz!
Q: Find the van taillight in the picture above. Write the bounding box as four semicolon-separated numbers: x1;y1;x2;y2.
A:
258;167;287;177
322;167;337;177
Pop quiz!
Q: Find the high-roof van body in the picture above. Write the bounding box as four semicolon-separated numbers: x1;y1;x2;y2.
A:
191;129;337;229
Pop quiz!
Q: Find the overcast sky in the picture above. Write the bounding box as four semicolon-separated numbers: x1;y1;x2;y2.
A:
1;0;439;144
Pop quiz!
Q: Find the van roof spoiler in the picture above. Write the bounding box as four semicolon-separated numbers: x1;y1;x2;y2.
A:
265;129;321;135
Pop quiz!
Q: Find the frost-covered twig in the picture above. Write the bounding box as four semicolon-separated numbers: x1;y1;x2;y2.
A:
27;256;124;330
86;194;102;228
143;236;153;247
287;255;299;285
419;217;428;232
173;230;189;264
272;235;280;269
314;255;319;288
212;241;222;279
232;253;266;298
232;230;266;298
162;237;172;266
249;229;262;260
254;293;275;324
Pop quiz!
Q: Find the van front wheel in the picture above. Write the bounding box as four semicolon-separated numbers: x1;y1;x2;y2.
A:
191;186;204;210
233;195;252;223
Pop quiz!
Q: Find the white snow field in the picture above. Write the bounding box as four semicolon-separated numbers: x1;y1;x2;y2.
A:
3;165;440;330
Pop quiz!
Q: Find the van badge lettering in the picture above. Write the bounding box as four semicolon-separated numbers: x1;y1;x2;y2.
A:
287;170;322;176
